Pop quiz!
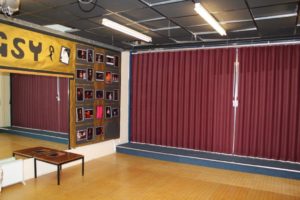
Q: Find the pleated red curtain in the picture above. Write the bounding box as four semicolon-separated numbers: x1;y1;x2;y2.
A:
235;45;300;162
11;74;69;133
131;48;235;153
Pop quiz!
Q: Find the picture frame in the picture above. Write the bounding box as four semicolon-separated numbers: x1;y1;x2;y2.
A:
105;91;113;101
113;89;119;101
95;126;104;136
95;53;104;63
77;49;87;60
84;108;94;120
112;73;119;82
60;46;70;65
76;129;87;142
95;71;104;81
84;89;94;100
76;87;84;102
87;49;94;63
95;90;104;99
76;107;84;122
114;56;119;67
105;71;112;83
105;106;112;118
112;108;119;117
87;68;93;81
76;69;87;80
87;127;94;141
106;55;114;65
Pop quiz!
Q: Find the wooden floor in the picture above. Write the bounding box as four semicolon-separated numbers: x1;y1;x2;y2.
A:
0;133;67;159
1;151;300;199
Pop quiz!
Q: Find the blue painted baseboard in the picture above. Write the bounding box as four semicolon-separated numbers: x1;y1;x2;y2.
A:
117;143;300;180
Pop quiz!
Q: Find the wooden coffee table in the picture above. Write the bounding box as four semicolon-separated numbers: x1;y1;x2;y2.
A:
13;147;84;185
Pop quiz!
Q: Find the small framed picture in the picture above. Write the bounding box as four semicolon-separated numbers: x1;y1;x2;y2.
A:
105;91;113;101
87;127;94;141
60;46;70;65
95;90;104;99
76;69;87;80
114;56;119;67
95;71;104;81
87;49;94;63
113;89;119;101
95;126;104;136
76;107;84;122
95;53;104;63
76;130;87;142
84;108;94;120
106;55;114;65
87;68;93;81
84;89;94;100
112;73;119;82
77;49;87;60
105;106;112;118
112;108;119;117
105;71;112;83
76;87;84;102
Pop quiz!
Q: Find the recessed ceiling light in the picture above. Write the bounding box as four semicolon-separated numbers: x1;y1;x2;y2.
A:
44;24;79;33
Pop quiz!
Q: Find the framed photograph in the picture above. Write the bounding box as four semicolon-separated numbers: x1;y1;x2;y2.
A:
106;55;114;65
105;106;112;118
76;69;87;80
84;89;94;100
87;49;94;63
87;68;93;81
114;56;119;67
112;108;119;117
95;90;104;99
60;46;70;65
112;73;119;82
77;49;87;60
76;87;84;102
76;130;87;142
95;53;104;63
113;89;119;101
95;71;104;81
105;71;112;83
105;91;113;101
87;127;94;141
95;126;104;136
76;107;84;122
84;108;94;120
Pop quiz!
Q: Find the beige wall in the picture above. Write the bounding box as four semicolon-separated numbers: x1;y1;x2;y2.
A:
0;72;11;127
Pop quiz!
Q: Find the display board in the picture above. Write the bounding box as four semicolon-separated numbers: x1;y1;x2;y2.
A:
70;44;121;147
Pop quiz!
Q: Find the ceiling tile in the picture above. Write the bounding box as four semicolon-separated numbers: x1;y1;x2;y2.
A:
247;0;299;8
251;3;298;18
222;21;255;31
40;0;77;7
34;8;80;23
141;19;177;29
63;19;100;30
121;8;162;22
214;9;252;22
200;0;247;12
18;0;50;14
187;25;215;33
227;30;260;39
14;14;52;25
96;0;146;12
59;2;108;18
153;1;196;18
155;28;192;38
172;15;206;27
256;16;297;36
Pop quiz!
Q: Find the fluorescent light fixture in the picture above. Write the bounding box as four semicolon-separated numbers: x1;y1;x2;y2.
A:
194;2;226;36
44;24;79;33
102;18;152;42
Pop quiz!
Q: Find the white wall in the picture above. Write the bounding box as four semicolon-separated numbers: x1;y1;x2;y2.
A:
0;72;11;127
22;51;131;180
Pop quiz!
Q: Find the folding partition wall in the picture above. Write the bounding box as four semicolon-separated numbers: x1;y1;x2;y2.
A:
131;44;300;162
11;74;69;133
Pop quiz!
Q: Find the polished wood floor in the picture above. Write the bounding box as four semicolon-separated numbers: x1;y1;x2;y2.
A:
1;134;300;200
0;133;67;159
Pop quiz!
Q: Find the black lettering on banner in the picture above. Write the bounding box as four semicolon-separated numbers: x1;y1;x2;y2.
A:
29;41;42;61
11;38;25;59
0;32;8;57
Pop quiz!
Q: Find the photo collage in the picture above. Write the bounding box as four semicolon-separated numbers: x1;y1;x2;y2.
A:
75;45;120;145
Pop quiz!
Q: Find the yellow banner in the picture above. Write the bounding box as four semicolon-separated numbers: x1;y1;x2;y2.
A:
0;23;75;76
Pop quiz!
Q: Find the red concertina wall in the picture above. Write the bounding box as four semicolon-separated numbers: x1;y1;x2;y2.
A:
11;74;69;133
131;45;300;162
